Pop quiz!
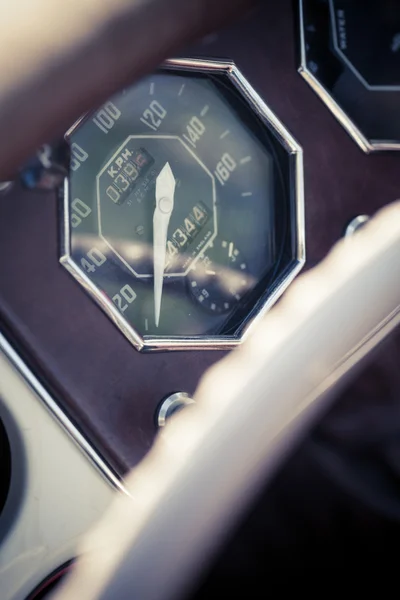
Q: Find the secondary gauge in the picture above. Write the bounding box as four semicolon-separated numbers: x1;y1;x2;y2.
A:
61;58;304;352
188;240;252;315
299;0;400;152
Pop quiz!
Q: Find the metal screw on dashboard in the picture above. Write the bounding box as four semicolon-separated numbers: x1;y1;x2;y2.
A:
344;215;370;238
156;392;195;428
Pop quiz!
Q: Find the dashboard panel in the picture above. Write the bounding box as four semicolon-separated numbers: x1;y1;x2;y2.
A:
0;0;399;479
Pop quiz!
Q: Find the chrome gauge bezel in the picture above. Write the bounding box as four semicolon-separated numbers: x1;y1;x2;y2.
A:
60;58;305;352
298;0;400;153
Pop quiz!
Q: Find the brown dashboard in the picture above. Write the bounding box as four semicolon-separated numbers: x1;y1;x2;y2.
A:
0;0;399;478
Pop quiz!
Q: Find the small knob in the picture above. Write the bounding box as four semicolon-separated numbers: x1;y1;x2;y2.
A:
344;215;370;238
156;392;195;428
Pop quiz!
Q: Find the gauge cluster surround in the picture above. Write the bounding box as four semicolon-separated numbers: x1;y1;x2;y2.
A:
61;58;304;352
299;0;400;152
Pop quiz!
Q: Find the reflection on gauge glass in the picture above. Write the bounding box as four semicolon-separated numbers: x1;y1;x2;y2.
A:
299;0;400;151
61;60;304;351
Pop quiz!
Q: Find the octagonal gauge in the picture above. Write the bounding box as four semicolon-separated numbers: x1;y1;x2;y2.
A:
61;59;304;352
299;0;400;152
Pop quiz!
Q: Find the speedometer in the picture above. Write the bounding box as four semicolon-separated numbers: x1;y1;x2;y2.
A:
60;59;304;351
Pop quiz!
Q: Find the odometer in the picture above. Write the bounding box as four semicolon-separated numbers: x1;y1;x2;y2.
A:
61;59;304;351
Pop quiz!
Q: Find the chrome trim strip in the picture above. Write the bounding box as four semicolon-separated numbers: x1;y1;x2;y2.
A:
0;330;128;495
163;58;235;72
61;58;305;352
298;0;400;153
65;113;88;140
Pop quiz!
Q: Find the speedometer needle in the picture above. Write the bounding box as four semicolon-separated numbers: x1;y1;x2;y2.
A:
153;162;176;328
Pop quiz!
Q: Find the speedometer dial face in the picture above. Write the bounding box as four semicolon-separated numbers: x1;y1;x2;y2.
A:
61;60;304;351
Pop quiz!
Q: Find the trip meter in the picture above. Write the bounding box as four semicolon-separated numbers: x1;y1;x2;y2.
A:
61;59;304;351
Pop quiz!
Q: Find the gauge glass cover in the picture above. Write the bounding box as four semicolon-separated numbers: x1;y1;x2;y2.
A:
61;59;304;351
